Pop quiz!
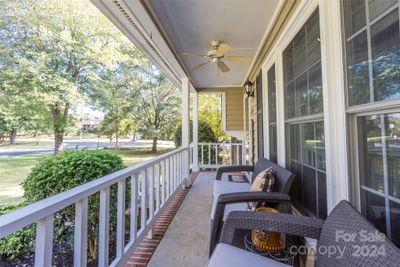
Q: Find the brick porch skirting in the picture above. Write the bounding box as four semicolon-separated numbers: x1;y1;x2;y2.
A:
125;172;199;267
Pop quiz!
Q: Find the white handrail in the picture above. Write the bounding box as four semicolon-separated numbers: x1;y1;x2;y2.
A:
0;146;189;267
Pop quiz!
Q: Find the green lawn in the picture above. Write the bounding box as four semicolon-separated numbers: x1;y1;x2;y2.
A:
0;146;174;205
0;154;51;205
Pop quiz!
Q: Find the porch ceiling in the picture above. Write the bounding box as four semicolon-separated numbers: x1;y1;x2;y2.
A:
145;0;280;88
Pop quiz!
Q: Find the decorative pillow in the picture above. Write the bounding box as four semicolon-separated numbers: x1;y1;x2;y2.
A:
248;167;276;210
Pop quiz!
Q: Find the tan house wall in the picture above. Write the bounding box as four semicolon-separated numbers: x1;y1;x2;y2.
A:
197;87;244;132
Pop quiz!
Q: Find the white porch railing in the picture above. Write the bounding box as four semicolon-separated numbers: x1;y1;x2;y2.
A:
0;147;189;267
190;142;246;169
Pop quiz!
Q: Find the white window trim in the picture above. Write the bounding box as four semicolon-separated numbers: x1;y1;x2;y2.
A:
258;0;351;213
261;54;277;160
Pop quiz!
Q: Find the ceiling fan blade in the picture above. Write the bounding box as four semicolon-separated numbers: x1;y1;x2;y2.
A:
217;61;230;73
191;61;209;72
217;42;231;54
227;56;252;63
182;52;208;58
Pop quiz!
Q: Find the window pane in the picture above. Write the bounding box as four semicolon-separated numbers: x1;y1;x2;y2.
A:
347;31;370;105
317;172;327;219
344;0;366;37
361;190;387;234
285;81;295;119
316;121;326;171
284;10;322;118
302;165;317;216
269;125;277;163
309;62;323;114
371;10;400;102
290;124;301;161
294;28;307;77
302;123;316;167
390;200;400;247
306;12;321;67
369;0;397;21
268;65;276;123
283;43;294;84
386;113;400;198
358;115;385;192
287;121;325;218
295;72;308;117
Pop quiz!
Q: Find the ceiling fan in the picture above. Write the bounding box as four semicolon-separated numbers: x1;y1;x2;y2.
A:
182;40;252;73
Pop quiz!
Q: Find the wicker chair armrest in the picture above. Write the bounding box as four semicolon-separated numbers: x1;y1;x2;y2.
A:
220;211;324;246
215;165;254;181
217;191;291;204
209;192;292;256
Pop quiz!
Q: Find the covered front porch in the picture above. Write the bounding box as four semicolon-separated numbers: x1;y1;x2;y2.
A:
1;0;400;266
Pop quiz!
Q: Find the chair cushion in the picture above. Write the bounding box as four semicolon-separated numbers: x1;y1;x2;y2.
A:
206;243;290;267
211;180;251;220
213;180;251;197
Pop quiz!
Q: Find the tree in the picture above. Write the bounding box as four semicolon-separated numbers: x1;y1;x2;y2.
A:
198;94;229;140
132;66;181;152
0;0;127;154
90;44;145;147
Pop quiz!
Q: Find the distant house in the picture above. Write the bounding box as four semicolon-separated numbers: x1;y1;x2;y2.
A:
80;118;102;131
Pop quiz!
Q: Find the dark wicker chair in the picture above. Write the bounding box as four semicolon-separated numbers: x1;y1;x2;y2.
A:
207;200;400;267
210;158;295;255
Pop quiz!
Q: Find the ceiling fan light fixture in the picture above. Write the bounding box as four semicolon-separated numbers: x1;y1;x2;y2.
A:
244;80;254;97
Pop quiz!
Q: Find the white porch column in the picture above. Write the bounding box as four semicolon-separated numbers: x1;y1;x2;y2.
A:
181;77;190;186
192;90;199;172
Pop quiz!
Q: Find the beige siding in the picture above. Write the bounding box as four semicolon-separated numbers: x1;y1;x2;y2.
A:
197;87;244;132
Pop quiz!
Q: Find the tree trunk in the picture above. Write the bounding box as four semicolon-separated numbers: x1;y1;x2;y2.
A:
115;131;119;148
151;136;158;153
9;129;17;144
54;130;64;155
51;103;69;155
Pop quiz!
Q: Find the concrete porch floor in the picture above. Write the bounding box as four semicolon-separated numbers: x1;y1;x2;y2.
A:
147;172;214;267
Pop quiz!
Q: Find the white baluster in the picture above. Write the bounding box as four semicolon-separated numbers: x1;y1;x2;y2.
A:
161;160;166;205
130;174;138;241
116;179;126;260
148;167;154;239
74;198;88;267
166;158;170;198
201;144;204;165
140;170;147;231
222;143;226;165
155;163;160;213
215;145;218;166
98;187;110;267
35;215;54;267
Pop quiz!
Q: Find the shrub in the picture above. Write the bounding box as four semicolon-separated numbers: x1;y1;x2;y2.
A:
0;149;126;262
174;120;217;147
0;202;35;261
23;149;125;202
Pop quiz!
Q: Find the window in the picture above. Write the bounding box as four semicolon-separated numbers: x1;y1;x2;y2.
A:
343;0;400;247
267;64;277;163
256;71;264;159
357;113;400;246
344;0;400;105
283;10;327;219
